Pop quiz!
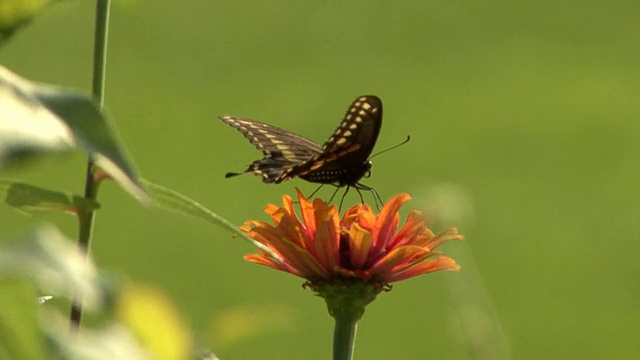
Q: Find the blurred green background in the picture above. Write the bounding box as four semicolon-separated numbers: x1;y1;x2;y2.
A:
1;0;639;359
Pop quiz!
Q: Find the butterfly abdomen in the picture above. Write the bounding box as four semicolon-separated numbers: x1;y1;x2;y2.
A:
298;161;372;186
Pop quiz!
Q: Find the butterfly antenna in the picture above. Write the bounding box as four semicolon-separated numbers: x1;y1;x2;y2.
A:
368;135;411;160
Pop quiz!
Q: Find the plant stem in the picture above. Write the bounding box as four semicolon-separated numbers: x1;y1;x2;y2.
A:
69;0;111;330
333;313;358;360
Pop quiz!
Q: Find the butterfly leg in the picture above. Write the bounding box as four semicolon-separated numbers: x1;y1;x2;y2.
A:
355;187;366;205
328;186;342;204
307;184;325;199
355;182;383;210
338;186;351;211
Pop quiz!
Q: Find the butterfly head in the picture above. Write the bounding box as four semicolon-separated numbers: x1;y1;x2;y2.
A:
363;160;372;179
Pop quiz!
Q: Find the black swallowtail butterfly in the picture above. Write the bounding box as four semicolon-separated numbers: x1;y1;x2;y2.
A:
219;95;383;208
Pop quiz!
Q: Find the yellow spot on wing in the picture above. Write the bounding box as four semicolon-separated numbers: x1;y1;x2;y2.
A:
335;138;347;146
362;103;371;110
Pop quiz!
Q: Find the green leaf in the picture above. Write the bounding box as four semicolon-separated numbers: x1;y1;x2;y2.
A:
0;66;149;203
0;225;103;310
143;179;281;259
0;280;46;360
0;179;99;215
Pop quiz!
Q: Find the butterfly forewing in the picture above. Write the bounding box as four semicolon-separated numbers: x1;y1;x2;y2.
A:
321;95;382;160
276;95;382;185
219;116;322;182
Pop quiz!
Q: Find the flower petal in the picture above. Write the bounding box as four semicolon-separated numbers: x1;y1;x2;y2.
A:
297;188;316;237
312;200;340;271
244;254;303;277
425;227;464;250
369;245;430;279
241;191;461;285
372;194;411;253
246;218;327;279
390;210;427;248
387;256;460;282
348;222;373;269
282;194;295;216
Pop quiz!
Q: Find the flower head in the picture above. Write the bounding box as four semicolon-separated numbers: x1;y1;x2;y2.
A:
240;189;462;287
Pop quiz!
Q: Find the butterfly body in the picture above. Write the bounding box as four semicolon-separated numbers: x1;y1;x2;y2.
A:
220;95;383;205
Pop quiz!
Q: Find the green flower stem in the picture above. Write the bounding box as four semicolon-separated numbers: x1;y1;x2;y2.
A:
69;0;111;330
314;281;384;360
333;312;359;360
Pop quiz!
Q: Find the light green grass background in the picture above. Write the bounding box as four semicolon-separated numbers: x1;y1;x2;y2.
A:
1;1;639;359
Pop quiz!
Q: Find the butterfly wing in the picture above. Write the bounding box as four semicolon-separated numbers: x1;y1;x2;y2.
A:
275;95;383;185
219;116;322;183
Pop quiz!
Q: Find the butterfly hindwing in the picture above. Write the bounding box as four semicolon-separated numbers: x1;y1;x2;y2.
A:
219;116;322;182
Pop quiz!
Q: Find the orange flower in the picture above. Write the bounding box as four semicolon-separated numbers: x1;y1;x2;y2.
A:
240;189;462;286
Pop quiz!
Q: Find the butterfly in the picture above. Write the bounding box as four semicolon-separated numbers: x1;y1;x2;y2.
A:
219;95;383;208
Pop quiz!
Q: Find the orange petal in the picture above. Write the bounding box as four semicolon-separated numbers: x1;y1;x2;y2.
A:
387;256;460;282
244;254;306;277
369;245;430;278
266;208;287;227
297;188;316;236
312;201;340;270
372;194;411;253
282;194;294;216
390;210;427;248
264;204;280;216
425;227;463;250
278;213;313;249
348;223;373;269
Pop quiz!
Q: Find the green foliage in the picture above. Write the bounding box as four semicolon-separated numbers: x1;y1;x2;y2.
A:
143;179;278;256
0;179;99;214
0;66;148;202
